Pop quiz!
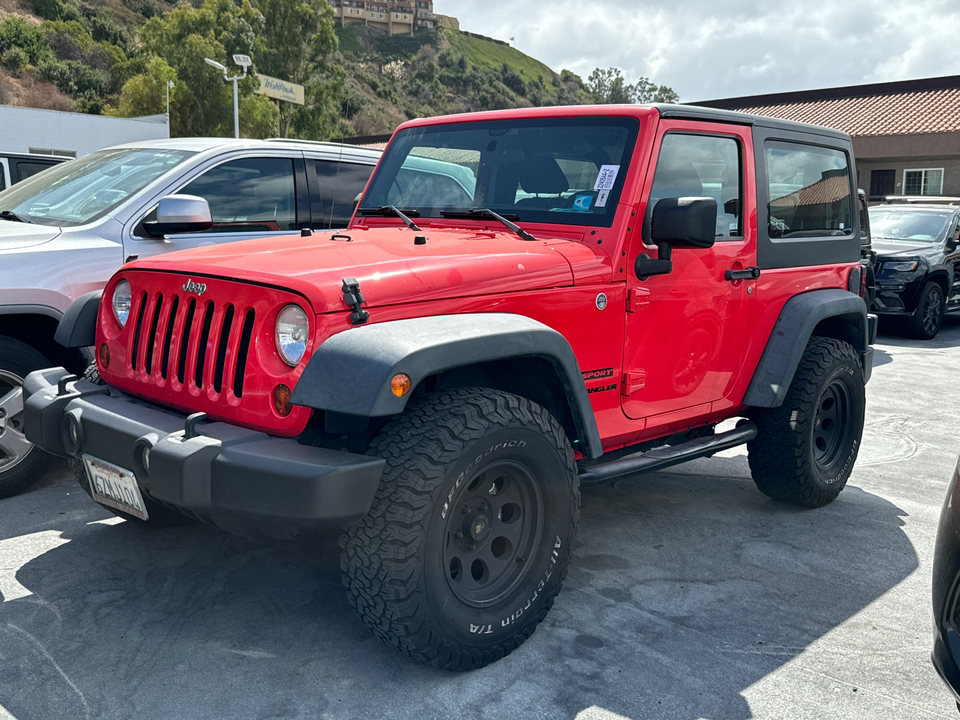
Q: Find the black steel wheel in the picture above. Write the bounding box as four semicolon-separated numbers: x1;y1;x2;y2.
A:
907;281;945;340
341;387;579;671
748;337;865;508
0;336;55;499
442;459;545;609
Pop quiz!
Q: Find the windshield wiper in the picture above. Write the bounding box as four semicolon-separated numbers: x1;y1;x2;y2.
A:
0;210;32;224
359;205;422;231
440;208;536;242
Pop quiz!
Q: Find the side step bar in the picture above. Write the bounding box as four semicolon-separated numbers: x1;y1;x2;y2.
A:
578;421;757;485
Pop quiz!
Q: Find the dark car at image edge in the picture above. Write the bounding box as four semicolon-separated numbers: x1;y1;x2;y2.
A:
869;197;960;339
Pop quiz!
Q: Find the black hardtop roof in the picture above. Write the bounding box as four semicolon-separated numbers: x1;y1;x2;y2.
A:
654;103;853;142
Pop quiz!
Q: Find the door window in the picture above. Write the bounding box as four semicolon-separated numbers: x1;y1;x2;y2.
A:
314;160;375;229
179;157;297;233
650;133;742;240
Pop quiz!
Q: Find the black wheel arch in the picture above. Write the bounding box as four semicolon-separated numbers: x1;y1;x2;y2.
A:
291;313;604;459
0;307;89;374
744;289;872;409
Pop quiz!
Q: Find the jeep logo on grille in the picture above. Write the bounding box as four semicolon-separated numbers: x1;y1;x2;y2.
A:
182;279;207;295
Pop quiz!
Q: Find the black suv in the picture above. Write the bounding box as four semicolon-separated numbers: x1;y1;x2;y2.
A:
869;199;960;339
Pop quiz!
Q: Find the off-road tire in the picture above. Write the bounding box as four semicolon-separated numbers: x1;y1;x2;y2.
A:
907;281;945;340
0;336;56;498
748;337;865;508
68;364;192;528
340;387;580;670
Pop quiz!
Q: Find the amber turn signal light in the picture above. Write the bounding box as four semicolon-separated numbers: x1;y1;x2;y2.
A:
98;343;110;369
390;373;412;397
273;384;292;416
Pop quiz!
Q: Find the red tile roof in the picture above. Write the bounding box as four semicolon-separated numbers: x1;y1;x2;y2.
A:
697;76;960;138
733;88;960;137
770;174;851;207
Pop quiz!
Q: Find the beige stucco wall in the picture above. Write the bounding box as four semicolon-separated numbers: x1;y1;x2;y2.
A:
853;132;960;201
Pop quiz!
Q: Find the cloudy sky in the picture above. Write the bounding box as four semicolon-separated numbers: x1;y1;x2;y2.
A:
442;0;960;101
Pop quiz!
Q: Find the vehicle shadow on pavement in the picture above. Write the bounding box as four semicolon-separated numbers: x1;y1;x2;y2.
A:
0;455;917;720
876;314;960;349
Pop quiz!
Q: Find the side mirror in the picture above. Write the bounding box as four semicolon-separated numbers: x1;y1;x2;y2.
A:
636;197;717;279
143;195;213;237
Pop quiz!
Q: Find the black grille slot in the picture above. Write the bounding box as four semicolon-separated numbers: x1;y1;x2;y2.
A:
144;295;163;375
160;296;179;379
234;308;256;399
213;305;235;394
195;302;215;389
177;298;197;385
130;291;148;371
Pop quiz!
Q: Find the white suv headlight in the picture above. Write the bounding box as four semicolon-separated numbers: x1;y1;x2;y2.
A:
112;279;132;327
276;305;309;367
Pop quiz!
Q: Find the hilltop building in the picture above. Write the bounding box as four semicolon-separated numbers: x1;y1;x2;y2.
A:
329;0;456;35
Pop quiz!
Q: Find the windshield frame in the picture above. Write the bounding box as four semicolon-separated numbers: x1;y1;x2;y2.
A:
0;147;196;228
359;116;641;229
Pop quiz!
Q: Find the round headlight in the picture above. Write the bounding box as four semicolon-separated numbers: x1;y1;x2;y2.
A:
112;279;132;327
276;305;309;367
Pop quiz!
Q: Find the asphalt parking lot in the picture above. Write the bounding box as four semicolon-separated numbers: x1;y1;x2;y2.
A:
2;318;959;720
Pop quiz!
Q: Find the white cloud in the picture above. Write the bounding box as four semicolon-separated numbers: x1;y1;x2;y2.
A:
440;0;960;100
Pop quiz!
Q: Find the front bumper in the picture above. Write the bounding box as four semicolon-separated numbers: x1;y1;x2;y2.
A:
23;368;385;539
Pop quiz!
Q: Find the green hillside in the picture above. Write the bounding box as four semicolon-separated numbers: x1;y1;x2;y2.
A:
0;0;597;139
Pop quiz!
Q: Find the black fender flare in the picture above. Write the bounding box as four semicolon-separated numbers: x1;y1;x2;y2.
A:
291;313;604;459
744;289;871;408
54;290;102;348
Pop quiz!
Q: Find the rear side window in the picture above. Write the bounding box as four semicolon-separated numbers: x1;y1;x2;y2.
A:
765;141;854;238
314;161;374;229
14;160;57;182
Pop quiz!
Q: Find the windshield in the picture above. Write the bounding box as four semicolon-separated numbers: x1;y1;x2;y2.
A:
868;208;953;243
0;147;194;227
360;117;639;228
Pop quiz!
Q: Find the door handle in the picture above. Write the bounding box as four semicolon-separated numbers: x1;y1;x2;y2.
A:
724;266;761;281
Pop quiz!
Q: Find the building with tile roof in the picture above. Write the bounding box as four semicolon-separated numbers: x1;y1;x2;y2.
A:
696;75;960;202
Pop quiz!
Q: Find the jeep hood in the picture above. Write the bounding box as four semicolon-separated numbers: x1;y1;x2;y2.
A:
129;227;605;312
0;219;62;251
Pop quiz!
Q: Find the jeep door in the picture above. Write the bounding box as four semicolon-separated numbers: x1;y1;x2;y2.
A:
621;120;758;426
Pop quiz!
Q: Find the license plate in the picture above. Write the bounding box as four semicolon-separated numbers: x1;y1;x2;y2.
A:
83;454;149;521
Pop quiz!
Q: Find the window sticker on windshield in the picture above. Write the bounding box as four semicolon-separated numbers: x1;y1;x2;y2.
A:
594;165;620;191
595;190;610;208
572;194;593;211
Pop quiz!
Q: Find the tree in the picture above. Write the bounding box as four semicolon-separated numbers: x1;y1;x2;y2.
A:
586;66;678;104
114;0;264;136
253;0;343;138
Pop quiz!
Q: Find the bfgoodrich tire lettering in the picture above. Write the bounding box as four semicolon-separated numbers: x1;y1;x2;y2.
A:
340;387;580;670
747;337;865;508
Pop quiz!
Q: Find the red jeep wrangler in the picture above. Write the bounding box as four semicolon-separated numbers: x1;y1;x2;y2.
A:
24;104;875;670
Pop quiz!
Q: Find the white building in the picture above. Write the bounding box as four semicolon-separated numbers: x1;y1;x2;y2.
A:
0;106;169;157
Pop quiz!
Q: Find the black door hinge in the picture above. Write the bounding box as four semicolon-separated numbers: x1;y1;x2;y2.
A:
341;277;370;325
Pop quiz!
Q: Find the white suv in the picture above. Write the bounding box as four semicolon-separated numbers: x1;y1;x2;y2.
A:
0;137;380;497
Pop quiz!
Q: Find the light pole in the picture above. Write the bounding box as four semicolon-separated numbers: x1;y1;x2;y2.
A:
165;80;174;129
204;54;252;139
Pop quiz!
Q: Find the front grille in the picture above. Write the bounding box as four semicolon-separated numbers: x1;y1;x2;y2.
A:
127;289;255;400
